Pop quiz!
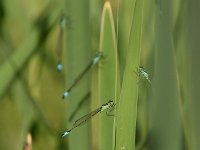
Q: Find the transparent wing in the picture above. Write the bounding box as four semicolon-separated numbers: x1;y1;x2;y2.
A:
73;107;101;128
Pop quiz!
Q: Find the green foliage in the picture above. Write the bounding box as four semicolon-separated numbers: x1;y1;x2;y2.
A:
115;0;144;149
148;1;181;149
1;0;200;150
98;2;119;150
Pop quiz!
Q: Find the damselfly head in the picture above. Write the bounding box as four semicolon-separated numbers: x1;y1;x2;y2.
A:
61;131;70;137
95;51;102;58
139;66;144;69
92;51;102;66
107;100;114;105
60;15;66;29
102;100;113;106
138;66;145;72
103;100;115;108
60;14;72;30
101;100;114;111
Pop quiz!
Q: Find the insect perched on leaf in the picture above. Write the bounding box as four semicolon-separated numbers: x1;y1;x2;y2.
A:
62;52;102;99
136;66;151;84
61;100;115;137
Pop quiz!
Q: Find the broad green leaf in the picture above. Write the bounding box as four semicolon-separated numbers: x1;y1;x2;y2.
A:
148;0;181;150
97;2;120;150
186;0;200;149
115;0;144;149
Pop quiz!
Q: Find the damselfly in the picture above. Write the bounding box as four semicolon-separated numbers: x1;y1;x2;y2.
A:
56;14;70;72
61;100;115;137
62;52;102;98
136;66;151;84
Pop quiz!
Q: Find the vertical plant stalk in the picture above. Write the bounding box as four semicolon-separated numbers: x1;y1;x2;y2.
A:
148;0;181;149
117;0;136;79
173;1;191;149
187;0;200;149
98;2;120;150
63;0;91;149
115;0;144;149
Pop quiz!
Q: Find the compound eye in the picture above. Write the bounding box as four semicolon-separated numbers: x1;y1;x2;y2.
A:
108;100;113;103
139;66;144;69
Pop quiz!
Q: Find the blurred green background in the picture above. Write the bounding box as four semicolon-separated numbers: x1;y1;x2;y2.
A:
0;0;200;150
